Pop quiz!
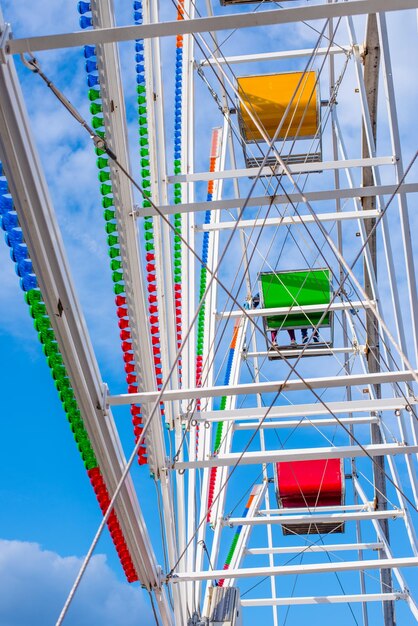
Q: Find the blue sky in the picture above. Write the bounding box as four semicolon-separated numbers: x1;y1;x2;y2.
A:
0;1;418;626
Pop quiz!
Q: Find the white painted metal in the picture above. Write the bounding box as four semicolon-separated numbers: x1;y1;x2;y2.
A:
6;1;418;55
2;2;418;625
137;182;418;217
0;26;170;614
246;542;383;555
201;397;418;422
168;156;395;184
108;370;418;404
170;557;418;582
218;300;374;319
240;593;408;607
234;416;379;430
197;209;381;232
225;510;404;528
176;444;418;471
200;45;352;66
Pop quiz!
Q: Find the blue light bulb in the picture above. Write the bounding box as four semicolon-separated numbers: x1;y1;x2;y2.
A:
1;210;19;231
85;59;97;73
84;45;96;59
0;193;13;215
87;74;99;88
79;15;93;29
20;274;38;292
10;243;27;263
5;227;24;246
77;1;91;15
16;258;33;277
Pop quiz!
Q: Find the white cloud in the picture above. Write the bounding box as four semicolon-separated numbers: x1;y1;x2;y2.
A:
0;539;153;626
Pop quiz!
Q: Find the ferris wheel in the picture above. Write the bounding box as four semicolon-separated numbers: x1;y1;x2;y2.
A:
0;0;418;625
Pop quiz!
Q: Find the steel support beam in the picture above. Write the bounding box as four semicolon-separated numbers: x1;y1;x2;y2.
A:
168;156;395;184
175;444;418;471
241;593;407;607
137;182;418;218
246;542;383;555
196;209;381;232
6;1;418;55
200;45;351;66
0;33;162;592
218;300;373;319
108;370;418;405
233;416;379;430
226;510;403;528
169;557;418;582
200;397;417;423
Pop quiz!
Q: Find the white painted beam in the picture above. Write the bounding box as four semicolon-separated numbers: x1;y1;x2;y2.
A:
227;510;403;527
241;593;407;607
196;210;380;232
175;443;418;471
137;183;418;218
169;557;418;582
233;416;379;430
0;42;161;589
7;0;418;55
200;397;417;423
169;156;395;183
108;370;418;405
200;45;351;66
246;542;383;555
217;301;373;319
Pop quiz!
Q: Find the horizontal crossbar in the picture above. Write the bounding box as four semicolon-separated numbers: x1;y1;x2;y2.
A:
169;156;395;183
108;371;418;405
174;443;418;470
169;557;418;582
137;183;418;217
226;510;403;527
246;541;383;555
7;1;418;55
200;397;417;422
196;209;380;232
217;301;372;319
240;593;407;606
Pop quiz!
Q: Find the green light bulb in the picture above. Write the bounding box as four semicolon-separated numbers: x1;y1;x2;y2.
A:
92;116;104;130
107;234;119;247
105;222;117;234
97;157;108;169
103;209;115;221
90;102;102;115
114;283;125;296
25;289;42;306
108;246;120;259
112;271;123;283
99;171;110;183
88;89;100;102
102;197;114;209
100;183;112;196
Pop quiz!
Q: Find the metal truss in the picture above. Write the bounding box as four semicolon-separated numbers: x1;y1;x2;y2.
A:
1;1;418;626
